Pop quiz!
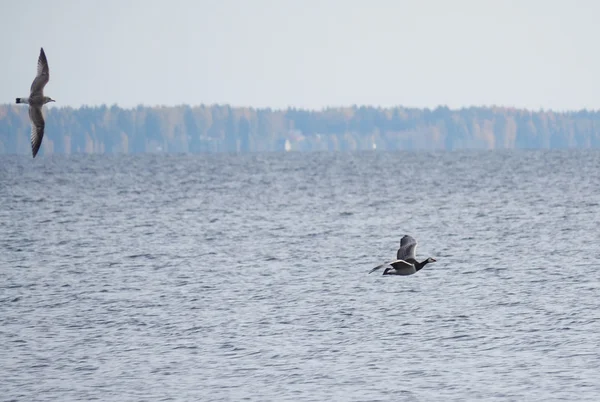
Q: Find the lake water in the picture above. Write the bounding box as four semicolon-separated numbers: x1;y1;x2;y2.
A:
1;150;600;401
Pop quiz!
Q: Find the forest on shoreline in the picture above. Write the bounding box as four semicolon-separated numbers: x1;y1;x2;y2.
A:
2;104;600;155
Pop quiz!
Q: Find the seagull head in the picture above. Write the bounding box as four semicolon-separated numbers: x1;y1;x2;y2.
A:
43;97;55;104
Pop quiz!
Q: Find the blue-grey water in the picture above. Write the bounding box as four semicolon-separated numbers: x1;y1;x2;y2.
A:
1;150;600;401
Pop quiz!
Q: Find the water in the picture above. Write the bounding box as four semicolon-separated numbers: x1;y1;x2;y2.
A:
1;150;600;401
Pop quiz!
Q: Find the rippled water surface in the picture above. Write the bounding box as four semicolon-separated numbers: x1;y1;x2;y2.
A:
1;151;600;401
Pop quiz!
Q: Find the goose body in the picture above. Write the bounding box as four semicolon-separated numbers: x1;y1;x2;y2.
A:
369;235;436;276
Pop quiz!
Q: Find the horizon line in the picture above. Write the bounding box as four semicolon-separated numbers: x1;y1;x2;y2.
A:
3;102;600;114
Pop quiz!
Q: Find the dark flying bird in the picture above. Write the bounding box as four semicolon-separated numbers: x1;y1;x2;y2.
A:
15;48;55;158
369;235;436;275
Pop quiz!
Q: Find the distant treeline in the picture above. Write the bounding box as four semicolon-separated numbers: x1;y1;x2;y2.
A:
1;104;600;155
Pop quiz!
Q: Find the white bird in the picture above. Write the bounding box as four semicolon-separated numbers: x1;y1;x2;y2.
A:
15;48;55;158
369;235;436;275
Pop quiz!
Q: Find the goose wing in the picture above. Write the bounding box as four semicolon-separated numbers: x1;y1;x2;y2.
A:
30;48;50;96
368;259;414;274
29;105;45;158
397;235;417;260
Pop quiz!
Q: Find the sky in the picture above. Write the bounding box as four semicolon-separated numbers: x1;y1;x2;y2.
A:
1;0;599;111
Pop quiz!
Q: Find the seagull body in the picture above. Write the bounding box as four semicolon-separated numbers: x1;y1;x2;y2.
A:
15;48;55;158
369;235;436;275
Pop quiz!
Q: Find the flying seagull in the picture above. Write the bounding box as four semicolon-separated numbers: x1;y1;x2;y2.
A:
15;48;55;158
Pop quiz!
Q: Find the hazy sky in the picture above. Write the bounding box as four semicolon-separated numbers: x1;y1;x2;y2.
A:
1;0;599;111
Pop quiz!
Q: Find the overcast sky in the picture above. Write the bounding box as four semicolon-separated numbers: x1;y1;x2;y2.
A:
1;0;598;111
